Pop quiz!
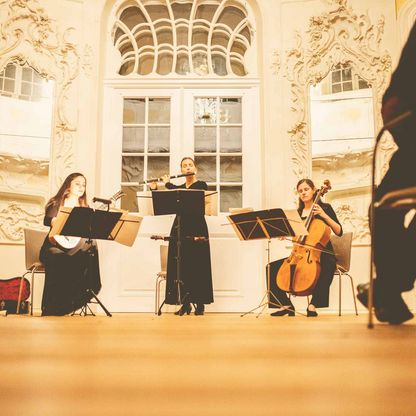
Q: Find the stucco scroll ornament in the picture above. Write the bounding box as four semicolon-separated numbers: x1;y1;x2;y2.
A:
282;0;392;180
281;0;392;244
335;204;370;244
271;49;281;76
0;202;44;242
0;0;81;243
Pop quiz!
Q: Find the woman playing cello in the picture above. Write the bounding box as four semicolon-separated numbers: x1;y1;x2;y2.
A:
268;178;342;317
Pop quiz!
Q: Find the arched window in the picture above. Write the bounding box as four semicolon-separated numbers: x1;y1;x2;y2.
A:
112;0;253;76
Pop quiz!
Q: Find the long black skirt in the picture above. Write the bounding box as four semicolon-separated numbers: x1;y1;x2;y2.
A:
40;238;101;316
165;214;213;305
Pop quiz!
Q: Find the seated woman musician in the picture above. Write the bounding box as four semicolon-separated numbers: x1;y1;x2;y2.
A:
268;178;342;317
152;157;214;315
40;172;101;316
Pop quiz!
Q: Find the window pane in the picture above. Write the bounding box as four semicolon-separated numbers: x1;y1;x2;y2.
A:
123;127;145;152
33;84;43;99
220;186;242;212
4;79;15;93
157;53;173;75
192;28;208;45
332;84;342;94
176;55;190;75
147;156;169;179
194;98;217;124
220;98;242;124
33;70;43;83
220;156;242;182
5;64;16;78
22;67;32;82
124;99;145;124
358;78;370;89
122;156;144;182
195;156;216;182
343;82;353;91
138;56;154;76
149;98;170;123
212;55;227;76
195;126;216;152
21;81;31;96
342;67;352;81
176;27;188;46
192;53;209;75
121;185;139;212
220;127;242;152
148;127;170;152
332;71;341;83
231;60;246;77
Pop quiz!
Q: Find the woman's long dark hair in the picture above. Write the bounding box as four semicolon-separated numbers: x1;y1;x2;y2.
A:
296;178;322;212
45;172;88;212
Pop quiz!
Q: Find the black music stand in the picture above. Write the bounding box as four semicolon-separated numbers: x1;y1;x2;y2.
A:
228;208;306;317
151;189;205;314
56;207;123;317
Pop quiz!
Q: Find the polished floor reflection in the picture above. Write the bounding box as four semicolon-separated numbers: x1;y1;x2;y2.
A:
1;313;415;415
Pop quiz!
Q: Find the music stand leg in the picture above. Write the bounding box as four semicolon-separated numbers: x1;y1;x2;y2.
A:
241;240;287;317
87;289;112;317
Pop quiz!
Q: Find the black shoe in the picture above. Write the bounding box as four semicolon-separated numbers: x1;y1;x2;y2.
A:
195;304;205;315
174;303;192;316
271;308;295;317
306;307;318;317
357;283;414;325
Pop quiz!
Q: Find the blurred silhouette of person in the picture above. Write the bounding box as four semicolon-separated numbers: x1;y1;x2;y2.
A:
357;22;416;324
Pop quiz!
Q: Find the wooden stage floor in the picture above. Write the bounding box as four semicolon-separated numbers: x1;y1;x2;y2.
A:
1;313;415;415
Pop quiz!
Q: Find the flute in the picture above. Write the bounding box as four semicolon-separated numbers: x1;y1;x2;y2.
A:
139;172;195;185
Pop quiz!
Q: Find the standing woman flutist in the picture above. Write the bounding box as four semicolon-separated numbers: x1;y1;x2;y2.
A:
40;173;101;316
160;157;214;315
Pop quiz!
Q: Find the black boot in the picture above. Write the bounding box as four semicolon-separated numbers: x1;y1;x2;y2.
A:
195;304;205;315
174;303;192;316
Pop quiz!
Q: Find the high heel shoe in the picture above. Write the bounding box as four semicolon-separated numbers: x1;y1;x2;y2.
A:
195;304;205;315
270;308;295;317
174;303;192;316
306;307;318;317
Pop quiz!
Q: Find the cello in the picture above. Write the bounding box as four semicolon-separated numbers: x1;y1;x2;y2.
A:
276;180;332;296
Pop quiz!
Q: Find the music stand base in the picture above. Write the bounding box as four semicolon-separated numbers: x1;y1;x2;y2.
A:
240;290;285;317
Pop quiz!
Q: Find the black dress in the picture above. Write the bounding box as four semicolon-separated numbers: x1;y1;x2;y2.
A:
267;202;342;308
164;180;214;305
39;201;102;316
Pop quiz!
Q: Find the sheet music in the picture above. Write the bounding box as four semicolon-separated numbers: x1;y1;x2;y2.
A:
136;191;154;216
283;209;309;236
204;191;218;216
49;206;73;237
110;213;142;246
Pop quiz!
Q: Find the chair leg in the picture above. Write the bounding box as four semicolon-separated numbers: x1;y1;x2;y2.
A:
16;271;29;314
155;275;160;315
30;269;36;316
337;271;342;316
346;273;358;315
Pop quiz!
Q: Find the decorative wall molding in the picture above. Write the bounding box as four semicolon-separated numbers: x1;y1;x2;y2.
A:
271;49;280;75
0;0;81;243
0;202;44;243
334;203;370;244
281;0;392;243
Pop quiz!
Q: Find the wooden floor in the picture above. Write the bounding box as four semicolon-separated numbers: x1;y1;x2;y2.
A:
1;312;415;416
